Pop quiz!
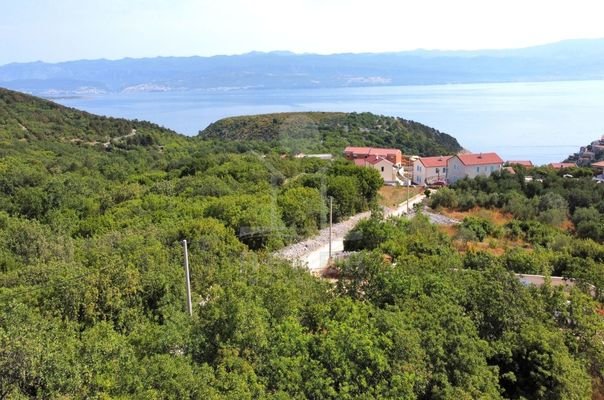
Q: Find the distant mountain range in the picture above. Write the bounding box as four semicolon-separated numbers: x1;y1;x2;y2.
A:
1;38;604;96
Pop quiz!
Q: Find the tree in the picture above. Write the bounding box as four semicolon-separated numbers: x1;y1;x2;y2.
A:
326;175;361;221
572;207;603;241
343;217;398;251
493;324;591;400
278;187;325;238
537;192;568;226
204;194;286;250
0;303;83;399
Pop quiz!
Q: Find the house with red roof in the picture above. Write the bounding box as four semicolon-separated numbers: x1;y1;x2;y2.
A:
446;152;504;184
343;146;402;166
412;156;452;186
354;155;401;185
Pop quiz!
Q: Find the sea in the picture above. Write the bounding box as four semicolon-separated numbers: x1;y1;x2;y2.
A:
53;80;604;165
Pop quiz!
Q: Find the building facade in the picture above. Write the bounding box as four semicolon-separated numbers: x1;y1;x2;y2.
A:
446;153;504;184
354;155;400;184
412;156;451;186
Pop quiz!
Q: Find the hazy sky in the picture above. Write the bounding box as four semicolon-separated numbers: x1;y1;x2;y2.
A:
2;0;604;64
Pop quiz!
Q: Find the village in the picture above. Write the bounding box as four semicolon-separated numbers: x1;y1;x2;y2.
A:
567;135;604;166
338;145;594;187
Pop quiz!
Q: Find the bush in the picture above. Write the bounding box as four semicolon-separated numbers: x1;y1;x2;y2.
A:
463;250;501;270
429;187;458;209
501;248;551;275
460;216;501;242
343;217;398;251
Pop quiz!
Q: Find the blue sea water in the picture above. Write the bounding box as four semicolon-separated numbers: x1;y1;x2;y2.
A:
54;80;604;165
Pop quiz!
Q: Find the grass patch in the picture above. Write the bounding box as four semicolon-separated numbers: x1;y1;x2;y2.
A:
442;207;513;226
436;207;532;256
378;186;422;208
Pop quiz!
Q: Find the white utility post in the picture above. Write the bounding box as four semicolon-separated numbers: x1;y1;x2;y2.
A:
328;196;333;260
405;167;410;213
182;239;193;317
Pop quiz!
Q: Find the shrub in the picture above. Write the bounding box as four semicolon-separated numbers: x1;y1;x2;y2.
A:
460;216;501;242
429;187;458;209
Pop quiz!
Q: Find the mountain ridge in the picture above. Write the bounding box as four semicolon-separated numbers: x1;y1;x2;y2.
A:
2;38;604;96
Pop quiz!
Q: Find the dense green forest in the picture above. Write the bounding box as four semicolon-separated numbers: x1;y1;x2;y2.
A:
0;88;602;399
199;112;463;156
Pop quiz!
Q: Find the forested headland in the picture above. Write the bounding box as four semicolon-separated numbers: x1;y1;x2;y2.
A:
199;112;463;156
0;87;602;399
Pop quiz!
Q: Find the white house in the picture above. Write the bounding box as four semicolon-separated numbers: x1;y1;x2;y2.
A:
354;155;401;185
413;156;452;186
446;153;504;184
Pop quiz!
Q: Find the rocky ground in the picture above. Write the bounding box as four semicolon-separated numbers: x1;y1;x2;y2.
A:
418;208;461;225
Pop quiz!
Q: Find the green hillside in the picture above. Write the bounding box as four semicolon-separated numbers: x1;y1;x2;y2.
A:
0;87;182;146
0;89;602;399
199;111;464;156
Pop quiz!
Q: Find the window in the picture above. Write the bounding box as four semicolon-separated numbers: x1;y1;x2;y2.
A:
381;166;384;172
476;167;480;173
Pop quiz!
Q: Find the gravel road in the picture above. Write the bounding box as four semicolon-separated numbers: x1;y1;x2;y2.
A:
274;210;372;261
274;193;426;270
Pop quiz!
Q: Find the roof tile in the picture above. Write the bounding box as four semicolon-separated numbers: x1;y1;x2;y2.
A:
455;152;503;166
418;156;452;168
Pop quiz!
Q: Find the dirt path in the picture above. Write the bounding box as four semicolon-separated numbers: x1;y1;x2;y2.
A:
103;128;136;147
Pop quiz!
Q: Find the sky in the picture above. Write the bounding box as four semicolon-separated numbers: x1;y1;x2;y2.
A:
2;0;604;65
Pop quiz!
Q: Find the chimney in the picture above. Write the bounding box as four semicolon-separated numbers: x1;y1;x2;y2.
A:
478;153;483;158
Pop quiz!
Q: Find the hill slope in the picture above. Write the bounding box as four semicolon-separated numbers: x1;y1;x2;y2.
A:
0;87;183;145
0;89;601;399
199;112;464;156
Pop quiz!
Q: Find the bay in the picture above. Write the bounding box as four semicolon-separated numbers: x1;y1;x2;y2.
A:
54;80;604;165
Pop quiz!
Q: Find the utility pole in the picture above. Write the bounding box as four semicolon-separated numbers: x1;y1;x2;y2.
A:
182;240;193;317
406;168;410;213
406;186;410;213
328;196;333;260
